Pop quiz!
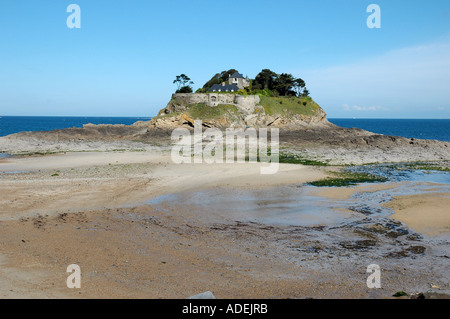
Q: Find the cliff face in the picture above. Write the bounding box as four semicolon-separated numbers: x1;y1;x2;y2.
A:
150;93;332;129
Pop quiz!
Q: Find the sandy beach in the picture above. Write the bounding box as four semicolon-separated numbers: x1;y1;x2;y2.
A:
310;182;450;236
384;192;450;236
0;146;448;299
0;150;327;220
0;150;329;298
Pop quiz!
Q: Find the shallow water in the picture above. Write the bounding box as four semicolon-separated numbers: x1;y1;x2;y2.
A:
345;163;450;184
147;166;449;228
143;166;450;294
148;186;360;226
143;165;449;291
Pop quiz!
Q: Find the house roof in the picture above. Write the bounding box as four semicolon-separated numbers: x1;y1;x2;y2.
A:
229;72;244;79
208;84;240;92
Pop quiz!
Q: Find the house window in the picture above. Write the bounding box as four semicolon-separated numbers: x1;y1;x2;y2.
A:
211;96;216;102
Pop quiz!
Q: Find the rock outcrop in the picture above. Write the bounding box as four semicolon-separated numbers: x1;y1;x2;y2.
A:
149;93;332;129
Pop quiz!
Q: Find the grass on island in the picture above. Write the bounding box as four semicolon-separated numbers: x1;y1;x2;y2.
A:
163;95;321;120
308;171;388;187
156;111;181;118
186;103;240;120
258;96;320;117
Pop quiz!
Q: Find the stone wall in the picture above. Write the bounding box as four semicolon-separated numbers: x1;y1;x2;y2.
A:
234;95;260;114
171;93;261;115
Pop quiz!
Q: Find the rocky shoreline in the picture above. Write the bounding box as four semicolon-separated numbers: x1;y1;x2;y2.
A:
0;120;448;166
0;122;450;165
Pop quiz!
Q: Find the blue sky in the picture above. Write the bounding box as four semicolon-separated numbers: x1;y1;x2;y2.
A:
0;0;449;118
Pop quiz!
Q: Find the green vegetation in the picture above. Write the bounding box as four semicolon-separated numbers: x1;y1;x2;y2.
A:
163;68;323;121
259;96;320;116
173;74;194;93
157;111;181;118
308;171;388;187
403;163;450;172
279;153;329;166
177;86;193;93
393;291;409;297
199;68;309;97
252;89;274;97
374;162;450;172
186;103;240;120
252;69;308;97
201;69;239;91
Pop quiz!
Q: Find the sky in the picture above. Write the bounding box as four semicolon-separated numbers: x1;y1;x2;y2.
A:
0;0;449;118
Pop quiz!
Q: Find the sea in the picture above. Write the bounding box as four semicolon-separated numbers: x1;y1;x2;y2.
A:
0;116;448;142
328;118;450;142
0;116;151;138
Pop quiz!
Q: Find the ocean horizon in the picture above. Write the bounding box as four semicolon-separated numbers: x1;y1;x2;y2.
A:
0;116;151;138
328;118;450;142
0;116;448;142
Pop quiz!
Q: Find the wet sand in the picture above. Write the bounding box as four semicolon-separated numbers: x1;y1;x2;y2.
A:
0;151;327;220
311;182;450;237
0;150;329;298
384;193;450;236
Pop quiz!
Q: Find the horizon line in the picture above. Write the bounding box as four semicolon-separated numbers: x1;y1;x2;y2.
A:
1;115;449;120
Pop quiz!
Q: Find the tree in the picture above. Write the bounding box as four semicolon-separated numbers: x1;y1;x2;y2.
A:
220;69;239;81
273;73;296;96
301;87;310;97
202;73;222;90
253;69;278;90
292;78;306;97
253;70;308;96
178;86;193;93
173;74;194;92
202;69;239;90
